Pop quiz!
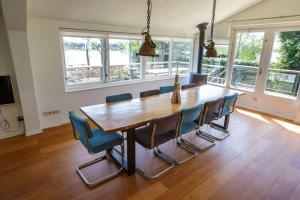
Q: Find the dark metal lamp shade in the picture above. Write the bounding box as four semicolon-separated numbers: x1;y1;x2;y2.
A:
137;33;159;57
205;40;218;58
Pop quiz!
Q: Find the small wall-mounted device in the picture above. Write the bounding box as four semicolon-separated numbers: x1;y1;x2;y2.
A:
0;75;15;106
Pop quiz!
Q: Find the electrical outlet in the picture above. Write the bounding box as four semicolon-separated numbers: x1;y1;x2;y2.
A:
43;110;60;116
17;116;24;121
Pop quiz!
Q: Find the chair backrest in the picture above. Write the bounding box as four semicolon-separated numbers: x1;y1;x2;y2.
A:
181;104;204;124
201;98;223;125
106;93;133;103
149;112;181;147
159;86;174;94
69;111;92;146
182;83;197;90
140;89;160;98
224;93;238;108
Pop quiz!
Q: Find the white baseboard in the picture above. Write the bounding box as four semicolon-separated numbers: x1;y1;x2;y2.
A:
26;129;43;136
42;119;70;129
0;131;24;139
236;103;296;122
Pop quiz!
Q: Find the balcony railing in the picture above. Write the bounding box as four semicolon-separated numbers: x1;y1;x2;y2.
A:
266;68;300;96
66;61;191;85
202;64;227;84
203;64;300;96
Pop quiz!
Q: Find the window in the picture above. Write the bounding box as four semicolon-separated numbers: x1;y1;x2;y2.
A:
265;30;300;97
145;40;170;78
202;44;229;85
172;41;193;75
231;32;264;90
109;39;142;82
62;36;106;86
61;31;194;91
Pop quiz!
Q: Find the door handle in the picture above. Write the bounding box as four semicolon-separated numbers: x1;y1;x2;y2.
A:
258;67;263;75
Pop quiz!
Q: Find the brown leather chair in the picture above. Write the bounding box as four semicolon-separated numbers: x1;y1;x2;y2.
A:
140;89;160;98
135;112;186;179
182;83;198;90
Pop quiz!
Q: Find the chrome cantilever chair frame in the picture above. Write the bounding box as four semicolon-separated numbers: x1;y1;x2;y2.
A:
211;94;238;133
136;146;175;179
70;114;124;187
178;106;215;151
197;99;230;141
135;113;186;179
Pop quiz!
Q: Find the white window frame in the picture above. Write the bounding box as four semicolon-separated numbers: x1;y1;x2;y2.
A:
225;23;300;101
171;38;194;76
60;30;194;92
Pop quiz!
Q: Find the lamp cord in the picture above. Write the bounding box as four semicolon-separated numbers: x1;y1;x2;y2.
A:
0;108;23;133
209;0;217;42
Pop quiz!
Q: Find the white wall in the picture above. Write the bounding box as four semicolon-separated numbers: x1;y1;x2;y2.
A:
7;30;42;135
1;0;42;137
214;0;300;40
27;18;191;129
211;0;300;122
0;5;23;139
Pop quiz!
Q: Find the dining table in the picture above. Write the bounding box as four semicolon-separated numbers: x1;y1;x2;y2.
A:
80;84;244;175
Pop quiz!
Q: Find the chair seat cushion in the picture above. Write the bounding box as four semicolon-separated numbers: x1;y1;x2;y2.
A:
180;122;197;135
85;128;123;154
135;126;176;149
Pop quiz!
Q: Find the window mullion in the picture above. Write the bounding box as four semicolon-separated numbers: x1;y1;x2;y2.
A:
168;41;173;77
105;35;110;83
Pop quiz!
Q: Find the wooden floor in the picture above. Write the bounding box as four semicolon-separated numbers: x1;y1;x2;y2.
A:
1;108;300;200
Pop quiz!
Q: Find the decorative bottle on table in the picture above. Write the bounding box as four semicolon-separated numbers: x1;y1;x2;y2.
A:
171;61;181;104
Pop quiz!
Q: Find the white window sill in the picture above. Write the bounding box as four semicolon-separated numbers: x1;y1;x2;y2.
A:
264;91;297;100
65;75;190;93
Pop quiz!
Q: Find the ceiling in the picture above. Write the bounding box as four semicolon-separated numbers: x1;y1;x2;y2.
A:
27;0;263;33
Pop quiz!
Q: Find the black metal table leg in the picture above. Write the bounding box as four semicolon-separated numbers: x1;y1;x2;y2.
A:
224;114;230;130
109;128;136;175
126;128;136;175
211;114;230;132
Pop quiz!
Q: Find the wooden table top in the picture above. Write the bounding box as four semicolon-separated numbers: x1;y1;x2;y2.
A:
80;85;244;133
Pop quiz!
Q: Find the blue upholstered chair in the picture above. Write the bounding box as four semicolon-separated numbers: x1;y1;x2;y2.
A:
222;93;238;116
159;86;174;94
106;93;133;103
69;111;124;187
179;104;215;151
211;93;238;134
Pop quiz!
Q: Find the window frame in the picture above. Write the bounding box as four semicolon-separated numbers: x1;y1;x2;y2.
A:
60;31;108;89
171;39;194;76
226;23;300;101
60;30;194;92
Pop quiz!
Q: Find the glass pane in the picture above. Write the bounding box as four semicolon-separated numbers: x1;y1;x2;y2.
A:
63;36;105;85
203;44;228;85
145;41;169;78
265;30;300;97
231;32;264;90
172;42;192;75
109;39;142;82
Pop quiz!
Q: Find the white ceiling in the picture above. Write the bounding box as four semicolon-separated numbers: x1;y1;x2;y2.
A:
27;0;263;33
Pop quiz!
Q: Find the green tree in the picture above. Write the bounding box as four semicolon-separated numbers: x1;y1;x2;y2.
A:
275;31;300;70
235;32;262;63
